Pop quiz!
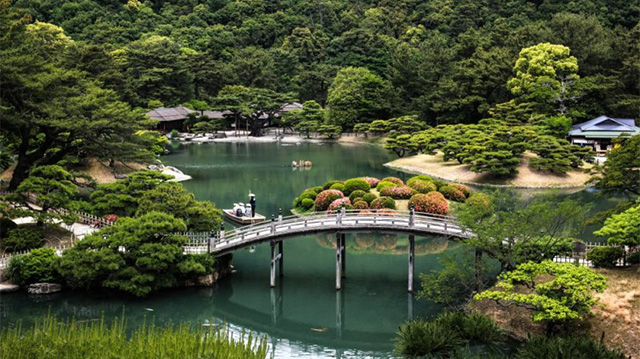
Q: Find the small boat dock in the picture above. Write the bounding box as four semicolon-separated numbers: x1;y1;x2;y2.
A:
223;209;266;225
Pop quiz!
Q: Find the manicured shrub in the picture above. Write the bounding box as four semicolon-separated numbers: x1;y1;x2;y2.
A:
371;196;396;210
376;180;398;192
439;186;466;202
353;200;369;209
362;193;377;205
628;252;640;264
7;248;60;286
330;183;345;192
452;184;471;197
314;190;344;211
587;246;624;268
381;177;404;186
381;186;414;199
466;192;491;208
516;336;627;359
322;180;343;190
349;190;367;202
394;319;464;358
432;179;447;190
328;198;352;212
360;177;381;187
407;179;437;194
409;193;449;215
343;178;371;195
407;175;434;186
0;217;17;238
2;227;44;252
434;312;503;345
299;189;318;200
301;198;315;209
310;186;324;194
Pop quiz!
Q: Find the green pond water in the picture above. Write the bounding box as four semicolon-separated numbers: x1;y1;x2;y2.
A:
0;142;621;358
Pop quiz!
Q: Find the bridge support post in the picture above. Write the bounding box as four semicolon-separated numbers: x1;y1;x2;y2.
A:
270;240;276;288
341;233;346;278
336;289;344;338
336;233;343;290
408;292;414;320
278;240;284;277
408;234;415;292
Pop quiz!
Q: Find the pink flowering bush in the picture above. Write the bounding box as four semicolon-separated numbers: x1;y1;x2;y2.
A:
352;200;369;209
381;177;404;186
314;189;344;211
409;192;449;215
328;198;352;212
439;186;466;202
371;196;396;209
380;185;415;199
360;177;381;188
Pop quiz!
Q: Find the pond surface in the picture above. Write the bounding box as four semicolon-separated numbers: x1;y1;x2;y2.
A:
0;141;618;358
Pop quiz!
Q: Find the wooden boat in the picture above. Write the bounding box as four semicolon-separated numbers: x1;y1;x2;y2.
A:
223;209;266;225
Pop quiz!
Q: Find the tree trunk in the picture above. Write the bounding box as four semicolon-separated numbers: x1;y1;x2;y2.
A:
8;156;31;191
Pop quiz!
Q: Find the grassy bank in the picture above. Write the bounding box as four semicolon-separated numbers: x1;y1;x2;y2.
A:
0;315;267;359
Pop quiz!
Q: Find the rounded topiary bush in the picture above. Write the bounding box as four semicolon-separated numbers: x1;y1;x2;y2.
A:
381;177;404;186
452;184;471;198
409;193;449;215
371;196;396;210
330;183;345;192
466;193;492;213
301;198;315;209
7;247;60;286
408;179;437;194
361;177;381;188
381;186;414;199
406;175;434;187
587;246;624;268
349;190;367;202
299;189;318;201
343;178;371;195
439;186;466;202
2;227;44;252
362;193;377;205
376;180;398;192
314;189;344;211
353;200;369;209
328;198;352;212
310;186;324;194
432;179;447;190
323;180;343;190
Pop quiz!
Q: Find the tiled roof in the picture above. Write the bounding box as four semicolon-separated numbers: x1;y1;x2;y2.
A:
146;106;195;122
569;116;639;137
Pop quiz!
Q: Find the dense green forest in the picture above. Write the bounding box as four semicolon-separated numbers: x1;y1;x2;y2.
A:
7;0;640;122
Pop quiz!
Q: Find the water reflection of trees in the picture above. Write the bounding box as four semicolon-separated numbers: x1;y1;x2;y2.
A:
316;233;450;255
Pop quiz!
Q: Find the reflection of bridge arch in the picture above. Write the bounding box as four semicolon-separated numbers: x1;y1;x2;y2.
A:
184;210;471;292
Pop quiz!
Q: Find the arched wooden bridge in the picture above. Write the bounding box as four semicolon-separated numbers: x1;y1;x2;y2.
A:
183;209;471;292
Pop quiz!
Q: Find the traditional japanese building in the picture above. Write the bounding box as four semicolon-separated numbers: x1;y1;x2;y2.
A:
568;116;639;154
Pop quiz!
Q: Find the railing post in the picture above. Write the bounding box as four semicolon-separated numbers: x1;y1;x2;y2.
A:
220;223;225;241
278;208;283;223
208;229;215;253
409;204;415;227
444;221;448;231
271;215;275;234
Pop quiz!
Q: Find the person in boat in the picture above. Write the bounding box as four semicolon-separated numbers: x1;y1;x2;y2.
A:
233;203;244;217
249;192;256;217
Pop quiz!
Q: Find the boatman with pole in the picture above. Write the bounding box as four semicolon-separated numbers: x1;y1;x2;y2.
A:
249;191;257;217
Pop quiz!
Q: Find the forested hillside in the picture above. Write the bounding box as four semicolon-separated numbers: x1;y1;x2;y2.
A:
9;0;639;125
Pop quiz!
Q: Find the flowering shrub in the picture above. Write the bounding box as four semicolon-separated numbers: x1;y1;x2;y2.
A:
465;193;492;215
343;178;371;195
376;181;398;192
407;179;437;194
381;185;414;199
409;193;449;215
406;175;433;187
349;190;367;202
381;177;404;186
361;177;381;187
371;196;397;210
377;208;397;216
328;198;352;213
314;189;344;211
452;184;471;197
439;186;466;202
353;200;369;209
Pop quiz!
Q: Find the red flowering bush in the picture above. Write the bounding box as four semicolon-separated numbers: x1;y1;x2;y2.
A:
452;184;471;198
328;198;352;212
407;179;437;194
381;177;404;186
314;189;344;211
409;193;449;215
439;186;466;202
361;177;381;187
353;200;369;209
380;185;414;199
371;196;397;209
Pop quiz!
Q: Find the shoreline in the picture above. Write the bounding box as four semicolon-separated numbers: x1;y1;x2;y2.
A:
172;131;382;146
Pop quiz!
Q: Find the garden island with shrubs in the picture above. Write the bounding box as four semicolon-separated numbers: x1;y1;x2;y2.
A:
292;175;487;216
